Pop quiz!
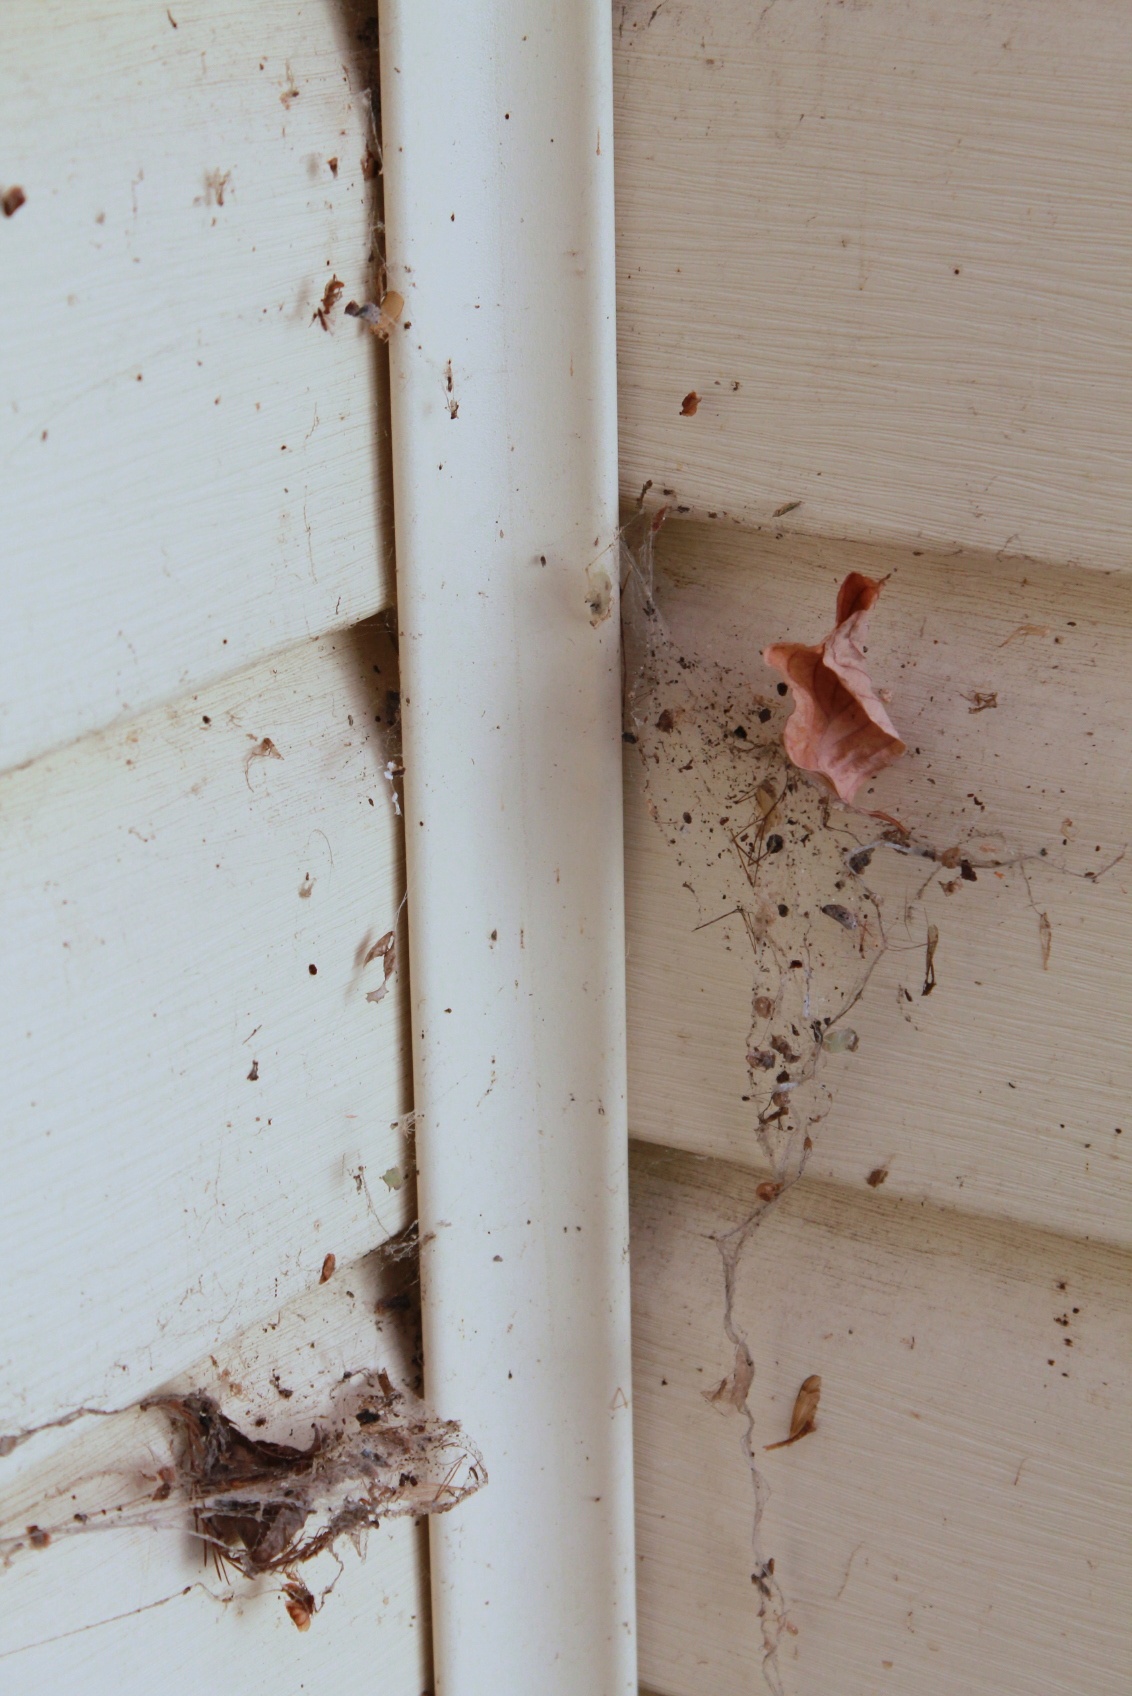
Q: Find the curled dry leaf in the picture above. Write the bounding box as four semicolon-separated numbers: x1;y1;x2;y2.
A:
364;930;397;1004
763;573;906;804
765;1373;821;1451
1039;911;1052;970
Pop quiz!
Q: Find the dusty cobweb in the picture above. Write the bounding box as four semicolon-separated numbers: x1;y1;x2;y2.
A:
621;509;937;1692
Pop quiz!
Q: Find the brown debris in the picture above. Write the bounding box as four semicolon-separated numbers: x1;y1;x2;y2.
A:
312;274;344;331
364;930;397;1005
344;291;404;341
1039;911;1052;970
2;186;26;218
866;1166;889;1188
763;573;906;805
128;1375;484;1613
922;923;939;996
319;1253;336;1284
772;501;802;518
679;391;700;416
245;736;283;788
963;691;998;713
704;1342;755;1411
283;1578;316;1630
764;1374;821;1451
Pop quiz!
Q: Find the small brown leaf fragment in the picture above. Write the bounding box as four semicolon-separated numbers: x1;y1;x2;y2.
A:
283;1579;315;1631
922;923;939;996
772;500;801;518
364;929;397;1004
363;929;395;968
939;845;962;868
703;1342;754;1410
312;273;344;330
2;186;26;218
1038;911;1052;970
245;736;283;787
763;574;906;804
319;1253;336;1284
866;1166;888;1188
963;690;998;713
679;390;700;416
765;1374;821;1450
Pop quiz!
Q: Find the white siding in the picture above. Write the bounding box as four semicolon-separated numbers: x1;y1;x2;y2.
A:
0;2;424;1686
617;2;1132;1691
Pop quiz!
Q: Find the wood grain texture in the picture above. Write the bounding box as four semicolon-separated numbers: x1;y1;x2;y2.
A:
0;1244;431;1692
625;519;1132;1247
631;1144;1132;1696
614;0;1132;571
0;0;393;775
0;623;411;1433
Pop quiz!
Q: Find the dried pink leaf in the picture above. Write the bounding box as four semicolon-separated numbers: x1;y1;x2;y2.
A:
763;573;906;804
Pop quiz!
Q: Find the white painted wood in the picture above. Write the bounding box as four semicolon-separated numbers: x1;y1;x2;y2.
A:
614;0;1132;572
0;625;411;1436
380;2;637;1688
625;520;1132;1249
0;1244;431;1693
0;0;394;775
631;1146;1132;1696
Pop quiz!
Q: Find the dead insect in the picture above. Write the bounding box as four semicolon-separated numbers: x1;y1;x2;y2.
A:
765;1373;821;1451
312;274;344;330
244;736;283;788
283;1578;316;1630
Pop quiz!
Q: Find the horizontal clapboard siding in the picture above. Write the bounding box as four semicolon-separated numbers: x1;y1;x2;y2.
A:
0;624;410;1435
616;1;1132;1690
631;1145;1131;1696
615;0;1132;572
0;1243;430;1691
0;0;394;775
625;520;1132;1249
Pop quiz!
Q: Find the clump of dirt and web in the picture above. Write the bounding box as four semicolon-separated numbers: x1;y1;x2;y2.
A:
0;1218;483;1632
